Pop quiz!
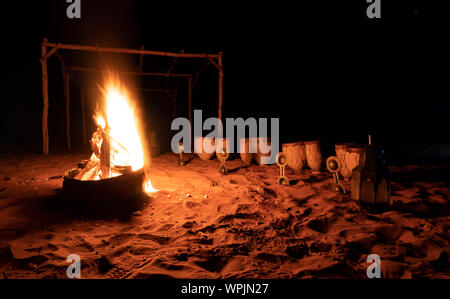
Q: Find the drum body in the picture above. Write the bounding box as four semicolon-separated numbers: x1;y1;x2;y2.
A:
305;140;322;173
282;141;306;172
194;136;216;160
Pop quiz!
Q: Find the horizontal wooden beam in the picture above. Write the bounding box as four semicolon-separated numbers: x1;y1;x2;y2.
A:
83;87;175;93
45;41;220;59
68;66;191;77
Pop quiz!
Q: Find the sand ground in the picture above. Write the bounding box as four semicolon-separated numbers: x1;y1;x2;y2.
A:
0;152;448;278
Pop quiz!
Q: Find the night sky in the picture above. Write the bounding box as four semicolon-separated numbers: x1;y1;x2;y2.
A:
2;1;450;155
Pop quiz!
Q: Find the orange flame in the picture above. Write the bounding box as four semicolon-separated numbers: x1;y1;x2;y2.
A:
92;74;158;194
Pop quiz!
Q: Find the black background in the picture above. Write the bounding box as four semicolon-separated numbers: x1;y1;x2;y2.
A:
2;1;450;156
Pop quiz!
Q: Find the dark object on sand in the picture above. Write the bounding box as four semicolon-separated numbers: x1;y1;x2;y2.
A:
351;135;391;211
62;167;145;213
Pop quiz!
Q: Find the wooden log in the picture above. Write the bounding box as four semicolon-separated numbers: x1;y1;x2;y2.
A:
188;76;192;141
65;72;72;151
45;42;220;59
84;86;173;93
218;52;223;121
41;39;49;155
68;66;191;77
100;127;111;179
74;159;101;180
81;89;87;146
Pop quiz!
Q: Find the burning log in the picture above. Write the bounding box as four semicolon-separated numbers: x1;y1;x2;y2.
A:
100;126;111;179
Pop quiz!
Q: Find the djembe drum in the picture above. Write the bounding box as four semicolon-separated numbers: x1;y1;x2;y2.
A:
255;137;273;165
239;138;255;166
345;145;364;176
305;140;322;173
282;141;306;172
335;143;355;180
194;136;215;160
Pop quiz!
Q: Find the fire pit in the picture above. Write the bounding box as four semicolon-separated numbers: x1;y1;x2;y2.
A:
62;167;145;211
61;74;157;213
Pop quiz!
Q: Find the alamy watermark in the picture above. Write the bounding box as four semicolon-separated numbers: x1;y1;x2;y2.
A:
66;0;81;19
366;0;381;19
366;254;381;278
171;110;279;165
66;254;81;278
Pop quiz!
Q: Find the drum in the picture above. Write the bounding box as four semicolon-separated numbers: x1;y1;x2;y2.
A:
335;143;355;180
345;145;364;176
282;141;306;172
239;138;255;166
194;136;215;160
305;140;322;173
254;137;274;165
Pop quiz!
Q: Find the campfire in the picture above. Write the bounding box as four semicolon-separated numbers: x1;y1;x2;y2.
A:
63;74;157;205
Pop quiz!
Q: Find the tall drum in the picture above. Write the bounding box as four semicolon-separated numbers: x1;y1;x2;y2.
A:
239;138;255;166
305;140;322;173
345;145;364;175
254;137;274;165
335;143;355;180
194;136;215;161
282;141;306;172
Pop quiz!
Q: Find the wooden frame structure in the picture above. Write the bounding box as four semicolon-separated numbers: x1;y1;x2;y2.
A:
40;38;223;155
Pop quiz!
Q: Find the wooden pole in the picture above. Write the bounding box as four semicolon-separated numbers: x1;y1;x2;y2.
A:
68;66;191;78
41;39;49;155
188;76;192;126
45;42;220;59
81;88;87;147
218;52;223;121
65;72;72;151
188;76;193;143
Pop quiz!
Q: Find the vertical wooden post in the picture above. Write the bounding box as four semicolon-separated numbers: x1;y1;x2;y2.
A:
81;88;87;146
65;72;72;151
188;76;193;141
41;39;49;155
218;52;223;121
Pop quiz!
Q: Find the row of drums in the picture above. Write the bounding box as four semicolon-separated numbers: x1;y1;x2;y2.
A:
194;137;364;178
194;136;273;165
282;141;364;179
